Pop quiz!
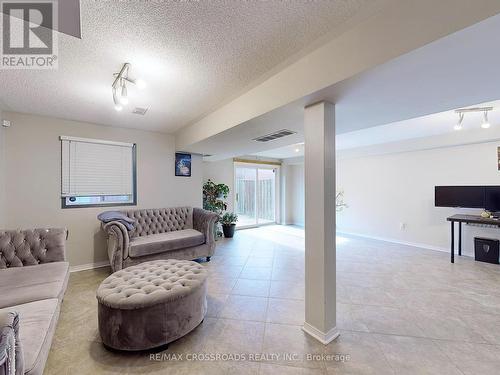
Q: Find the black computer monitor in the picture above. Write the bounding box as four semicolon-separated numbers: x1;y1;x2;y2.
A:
435;186;485;208
484;186;500;212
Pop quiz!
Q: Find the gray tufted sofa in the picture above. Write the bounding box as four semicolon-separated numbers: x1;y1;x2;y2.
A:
102;207;218;272
0;228;69;375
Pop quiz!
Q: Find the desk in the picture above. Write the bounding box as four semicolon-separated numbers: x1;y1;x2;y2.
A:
447;214;500;263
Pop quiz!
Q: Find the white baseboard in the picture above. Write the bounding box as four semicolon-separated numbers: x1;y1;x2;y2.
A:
70;260;110;273
302;322;340;345
337;230;449;253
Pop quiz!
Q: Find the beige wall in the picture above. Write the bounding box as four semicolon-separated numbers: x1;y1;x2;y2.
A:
2;112;202;267
337;141;500;255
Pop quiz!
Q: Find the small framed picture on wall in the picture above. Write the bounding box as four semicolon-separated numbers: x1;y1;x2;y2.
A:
175;153;192;177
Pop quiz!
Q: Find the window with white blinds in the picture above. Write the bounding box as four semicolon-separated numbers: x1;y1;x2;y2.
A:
60;136;136;207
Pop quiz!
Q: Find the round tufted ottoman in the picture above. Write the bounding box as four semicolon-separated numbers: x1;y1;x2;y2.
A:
96;259;207;351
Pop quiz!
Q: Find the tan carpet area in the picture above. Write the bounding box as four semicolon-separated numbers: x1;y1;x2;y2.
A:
45;225;500;374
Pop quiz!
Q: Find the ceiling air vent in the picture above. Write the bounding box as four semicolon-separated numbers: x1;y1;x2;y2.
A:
132;107;148;115
253;129;296;142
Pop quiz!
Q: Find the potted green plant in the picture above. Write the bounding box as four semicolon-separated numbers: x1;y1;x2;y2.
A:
221;212;238;238
203;179;230;237
336;190;348;212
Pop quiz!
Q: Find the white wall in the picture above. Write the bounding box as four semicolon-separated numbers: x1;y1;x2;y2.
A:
2;112;203;267
337;141;500;255
283;163;305;226
280;164;293;225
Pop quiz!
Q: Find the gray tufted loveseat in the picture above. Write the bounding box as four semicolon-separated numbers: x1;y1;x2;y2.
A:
0;228;69;375
102;207;218;272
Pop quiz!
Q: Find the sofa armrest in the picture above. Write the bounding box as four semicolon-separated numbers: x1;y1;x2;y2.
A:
0;312;23;375
102;221;130;272
193;208;218;245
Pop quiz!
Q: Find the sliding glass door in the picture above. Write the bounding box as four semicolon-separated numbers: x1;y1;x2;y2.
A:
235;165;277;228
235;167;257;227
257;168;275;224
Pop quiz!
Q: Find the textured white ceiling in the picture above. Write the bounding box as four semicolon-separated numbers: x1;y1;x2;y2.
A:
195;14;500;160
0;0;378;133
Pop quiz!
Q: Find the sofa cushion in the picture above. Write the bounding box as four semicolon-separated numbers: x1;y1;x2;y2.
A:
129;229;205;258
0;262;69;309
97;259;208;309
1;299;59;375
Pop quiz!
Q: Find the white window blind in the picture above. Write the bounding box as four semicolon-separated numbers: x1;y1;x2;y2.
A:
61;136;135;197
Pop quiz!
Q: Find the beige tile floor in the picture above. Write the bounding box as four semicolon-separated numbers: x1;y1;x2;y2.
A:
45;225;500;374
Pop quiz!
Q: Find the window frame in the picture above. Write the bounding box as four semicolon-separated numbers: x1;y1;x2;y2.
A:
61;143;137;209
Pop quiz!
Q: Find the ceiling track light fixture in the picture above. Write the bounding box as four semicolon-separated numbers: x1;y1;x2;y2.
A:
454;112;464;131
454;107;493;131
112;63;146;111
481;111;491;129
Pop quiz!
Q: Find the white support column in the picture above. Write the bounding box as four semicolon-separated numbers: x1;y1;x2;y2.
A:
302;101;339;345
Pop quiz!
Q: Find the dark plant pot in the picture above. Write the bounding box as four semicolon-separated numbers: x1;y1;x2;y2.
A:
222;224;236;238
